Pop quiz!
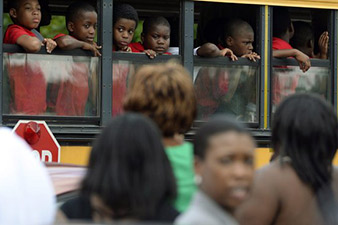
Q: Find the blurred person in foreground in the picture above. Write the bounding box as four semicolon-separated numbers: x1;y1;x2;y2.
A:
175;116;256;225
123;62;197;212
236;93;338;225
0;128;56;225
59;113;178;222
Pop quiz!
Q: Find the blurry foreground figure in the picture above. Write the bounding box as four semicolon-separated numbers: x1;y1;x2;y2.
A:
0;128;56;225
175;116;255;225
60;113;178;222
236;93;338;225
124;62;197;212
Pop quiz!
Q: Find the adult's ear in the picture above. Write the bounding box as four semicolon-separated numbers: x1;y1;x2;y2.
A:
288;23;295;39
67;22;74;32
308;39;314;48
9;8;17;19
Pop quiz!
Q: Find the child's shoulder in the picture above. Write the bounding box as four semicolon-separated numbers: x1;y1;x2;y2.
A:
4;24;35;44
272;37;293;50
129;42;144;53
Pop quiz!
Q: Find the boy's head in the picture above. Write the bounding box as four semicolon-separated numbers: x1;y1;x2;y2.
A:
220;19;254;57
113;4;139;51
66;2;97;43
9;0;41;30
142;17;171;54
273;7;294;40
290;21;314;57
123;62;197;138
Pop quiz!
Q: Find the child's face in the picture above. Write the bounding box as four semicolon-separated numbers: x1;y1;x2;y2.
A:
11;0;41;29
142;24;170;54
226;30;254;56
68;11;97;43
113;18;136;51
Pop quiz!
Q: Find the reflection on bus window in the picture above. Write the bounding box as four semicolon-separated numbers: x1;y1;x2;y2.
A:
272;66;328;111
3;53;99;116
194;65;258;122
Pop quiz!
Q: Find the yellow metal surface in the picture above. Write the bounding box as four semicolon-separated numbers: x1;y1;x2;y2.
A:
60;146;91;166
60;146;338;168
264;5;269;129
194;0;338;9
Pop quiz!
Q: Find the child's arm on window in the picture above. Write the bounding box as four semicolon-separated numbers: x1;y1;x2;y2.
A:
273;49;311;72
197;43;238;60
16;35;42;53
144;49;157;59
55;35;101;56
318;31;329;59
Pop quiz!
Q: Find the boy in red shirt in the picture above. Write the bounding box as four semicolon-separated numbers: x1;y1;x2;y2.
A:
52;2;100;116
112;4;139;115
272;7;312;105
130;17;172;58
4;0;57;115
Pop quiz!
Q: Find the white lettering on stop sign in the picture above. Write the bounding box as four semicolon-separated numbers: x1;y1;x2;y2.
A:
32;150;53;162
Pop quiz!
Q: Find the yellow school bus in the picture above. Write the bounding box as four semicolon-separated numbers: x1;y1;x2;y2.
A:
1;0;338;168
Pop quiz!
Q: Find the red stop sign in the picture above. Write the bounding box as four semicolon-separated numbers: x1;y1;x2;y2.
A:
13;120;60;163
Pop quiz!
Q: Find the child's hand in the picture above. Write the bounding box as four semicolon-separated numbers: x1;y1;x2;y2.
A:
318;31;329;59
220;48;238;61
82;42;102;57
43;38;57;53
241;52;261;62
144;49;157;59
295;50;311;72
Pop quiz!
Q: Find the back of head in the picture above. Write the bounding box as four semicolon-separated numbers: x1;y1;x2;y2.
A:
290;21;314;49
8;0;20;10
272;93;338;223
66;1;96;25
220;19;253;47
194;115;249;159
113;3;139;26
0;128;56;225
273;7;291;38
123;62;197;137
143;16;171;35
82;113;176;219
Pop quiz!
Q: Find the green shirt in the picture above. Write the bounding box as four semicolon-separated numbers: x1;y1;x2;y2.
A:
166;142;197;212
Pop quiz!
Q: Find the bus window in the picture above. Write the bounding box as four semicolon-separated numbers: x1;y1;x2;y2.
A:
112;0;180;116
3;52;100;117
193;2;260;124
271;6;330;112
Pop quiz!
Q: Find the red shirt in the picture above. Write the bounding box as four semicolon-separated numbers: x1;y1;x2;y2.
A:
4;24;36;44
272;37;293;50
53;33;67;40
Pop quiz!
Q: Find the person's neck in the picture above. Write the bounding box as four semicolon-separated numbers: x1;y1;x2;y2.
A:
278;34;290;43
163;133;184;147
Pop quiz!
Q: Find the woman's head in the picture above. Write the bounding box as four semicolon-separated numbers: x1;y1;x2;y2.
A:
272;93;338;223
194;116;255;214
82;113;176;219
123;62;197;137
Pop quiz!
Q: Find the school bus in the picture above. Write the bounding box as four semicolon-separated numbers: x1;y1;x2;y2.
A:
1;0;338;168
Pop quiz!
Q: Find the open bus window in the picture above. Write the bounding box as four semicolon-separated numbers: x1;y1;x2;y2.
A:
272;6;330;112
112;0;180;55
2;53;100;116
193;2;260;124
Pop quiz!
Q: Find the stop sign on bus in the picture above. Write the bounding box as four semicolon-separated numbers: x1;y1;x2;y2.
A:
13;120;60;163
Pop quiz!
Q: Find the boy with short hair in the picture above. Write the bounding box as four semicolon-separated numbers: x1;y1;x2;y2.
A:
112;3;139;115
197;19;260;61
4;0;57;115
113;3;139;52
130;17;172;58
52;2;100;116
